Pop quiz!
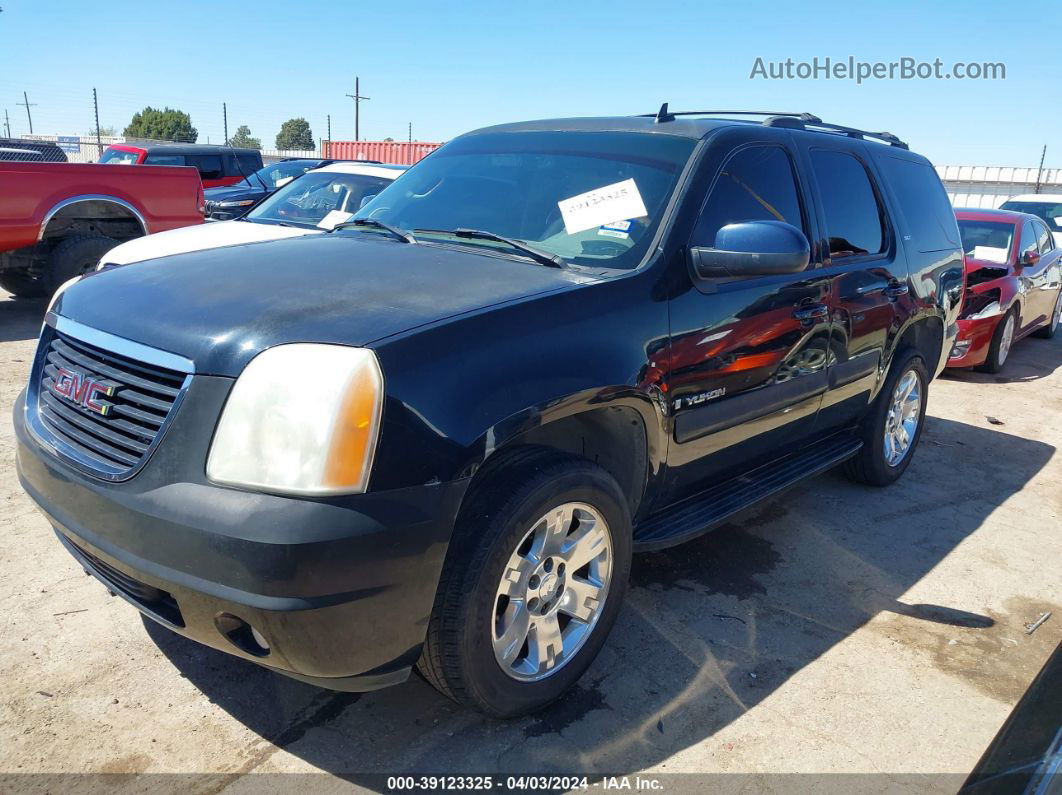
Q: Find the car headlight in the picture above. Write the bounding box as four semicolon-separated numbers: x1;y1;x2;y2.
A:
207;344;384;496
217;199;255;208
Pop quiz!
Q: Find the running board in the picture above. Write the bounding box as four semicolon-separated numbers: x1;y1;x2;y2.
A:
633;434;862;551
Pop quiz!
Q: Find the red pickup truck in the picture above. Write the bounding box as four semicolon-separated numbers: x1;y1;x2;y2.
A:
0;162;204;297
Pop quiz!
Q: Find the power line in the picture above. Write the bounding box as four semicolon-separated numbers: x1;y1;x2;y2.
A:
17;91;36;135
345;76;370;142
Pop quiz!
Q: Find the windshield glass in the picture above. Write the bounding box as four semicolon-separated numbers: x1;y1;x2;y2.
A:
242;160;317;189
99;148;140;164
354;131;696;269
1000;201;1062;232
957;220;1014;264
246;171;395;228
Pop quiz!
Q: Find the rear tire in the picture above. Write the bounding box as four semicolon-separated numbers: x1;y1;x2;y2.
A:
1033;289;1061;339
0;269;47;299
844;348;929;487
418;450;631;717
46;234;118;294
978;307;1018;373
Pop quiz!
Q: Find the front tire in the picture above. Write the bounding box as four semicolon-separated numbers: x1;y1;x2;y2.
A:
418;450;632;717
844;348;929;487
978;308;1018;373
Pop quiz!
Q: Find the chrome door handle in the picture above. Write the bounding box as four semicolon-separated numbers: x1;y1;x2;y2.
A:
885;281;909;299
793;304;829;323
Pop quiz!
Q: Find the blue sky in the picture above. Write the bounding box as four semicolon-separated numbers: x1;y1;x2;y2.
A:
1;0;1055;166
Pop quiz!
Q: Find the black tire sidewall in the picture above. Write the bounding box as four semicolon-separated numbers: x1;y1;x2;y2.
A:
455;464;631;717
47;235;117;293
862;350;929;484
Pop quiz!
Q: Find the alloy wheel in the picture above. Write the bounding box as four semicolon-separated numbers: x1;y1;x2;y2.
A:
883;369;922;467
998;313;1015;365
492;502;613;682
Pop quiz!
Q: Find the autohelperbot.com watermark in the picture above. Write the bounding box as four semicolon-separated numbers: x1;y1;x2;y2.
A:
750;56;1006;83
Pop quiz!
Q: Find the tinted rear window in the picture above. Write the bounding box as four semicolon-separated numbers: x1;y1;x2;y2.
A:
144;153;186;166
879;156;960;252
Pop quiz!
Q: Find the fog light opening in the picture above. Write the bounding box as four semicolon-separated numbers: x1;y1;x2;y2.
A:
214;612;270;657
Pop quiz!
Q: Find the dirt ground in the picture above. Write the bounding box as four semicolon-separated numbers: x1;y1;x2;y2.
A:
1;288;1059;792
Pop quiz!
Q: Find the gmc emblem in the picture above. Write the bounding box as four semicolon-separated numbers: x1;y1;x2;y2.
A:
51;367;117;416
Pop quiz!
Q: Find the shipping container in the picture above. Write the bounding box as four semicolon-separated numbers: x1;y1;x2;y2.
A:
323;140;442;165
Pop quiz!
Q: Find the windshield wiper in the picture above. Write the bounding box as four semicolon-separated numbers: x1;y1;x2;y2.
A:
331;218;417;244
416;228;565;268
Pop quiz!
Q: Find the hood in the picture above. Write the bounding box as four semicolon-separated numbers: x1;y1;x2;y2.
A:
103;219;319;265
204;183;266;202
963;255;1011;274
57;234;587;376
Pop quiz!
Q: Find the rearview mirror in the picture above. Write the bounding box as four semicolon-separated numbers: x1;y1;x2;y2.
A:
689;220;810;279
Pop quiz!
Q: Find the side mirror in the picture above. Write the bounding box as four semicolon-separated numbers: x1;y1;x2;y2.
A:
689;220;810;279
1021;249;1040;267
359;194;378;209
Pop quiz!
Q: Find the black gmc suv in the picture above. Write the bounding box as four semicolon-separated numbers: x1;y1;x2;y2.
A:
15;108;964;717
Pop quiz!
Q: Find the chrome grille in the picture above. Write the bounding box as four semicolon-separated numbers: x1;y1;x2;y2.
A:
32;323;190;478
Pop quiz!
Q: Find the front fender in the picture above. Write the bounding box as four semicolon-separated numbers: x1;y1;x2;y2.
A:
367;272;669;495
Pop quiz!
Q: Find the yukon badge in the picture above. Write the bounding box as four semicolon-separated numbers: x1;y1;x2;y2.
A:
51;367;117;416
673;387;726;411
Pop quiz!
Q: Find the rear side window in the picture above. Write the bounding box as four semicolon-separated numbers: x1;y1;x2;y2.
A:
692;145;805;247
878;156;960;253
186;154;224;180
809;150;886;259
236;151;262;173
144;153;185;166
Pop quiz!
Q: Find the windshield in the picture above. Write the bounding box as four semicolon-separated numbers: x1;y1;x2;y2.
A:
241;160;317;189
1000;201;1062;233
246;171;395;228
957;220;1014;264
354;131;696;269
99;148;140;164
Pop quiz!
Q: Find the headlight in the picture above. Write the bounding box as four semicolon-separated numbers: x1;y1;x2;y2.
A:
217;199;255;208
207;344;384;496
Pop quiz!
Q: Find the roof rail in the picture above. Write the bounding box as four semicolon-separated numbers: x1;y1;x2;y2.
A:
639;105;908;149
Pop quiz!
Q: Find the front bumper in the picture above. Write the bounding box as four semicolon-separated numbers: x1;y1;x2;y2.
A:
946;314;1000;368
14;385;466;691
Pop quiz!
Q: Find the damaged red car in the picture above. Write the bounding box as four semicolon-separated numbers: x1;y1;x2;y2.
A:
948;208;1062;372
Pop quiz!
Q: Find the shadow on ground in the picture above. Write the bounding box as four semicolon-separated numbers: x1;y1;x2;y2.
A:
0;293;46;344
144;413;1056;782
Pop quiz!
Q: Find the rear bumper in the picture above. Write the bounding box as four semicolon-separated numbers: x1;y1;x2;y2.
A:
14;387;466;691
946;315;998;368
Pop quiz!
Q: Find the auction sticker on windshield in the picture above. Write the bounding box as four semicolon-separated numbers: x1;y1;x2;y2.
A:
558;179;647;234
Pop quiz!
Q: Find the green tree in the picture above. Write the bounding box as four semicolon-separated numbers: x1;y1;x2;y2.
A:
123;107;197;143
275;117;313;150
227;125;261;149
86;125;116;137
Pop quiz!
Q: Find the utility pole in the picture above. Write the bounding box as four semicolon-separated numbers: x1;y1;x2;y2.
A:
17;91;36;135
3;109;10;138
1033;144;1047;195
223;102;228;145
345;76;370;141
93;88;102;156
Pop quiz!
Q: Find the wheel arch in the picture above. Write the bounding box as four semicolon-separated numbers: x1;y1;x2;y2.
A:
39;195;147;241
894;313;944;378
463;391;661;523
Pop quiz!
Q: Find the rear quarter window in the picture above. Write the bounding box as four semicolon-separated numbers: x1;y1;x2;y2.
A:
879;156;960;253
